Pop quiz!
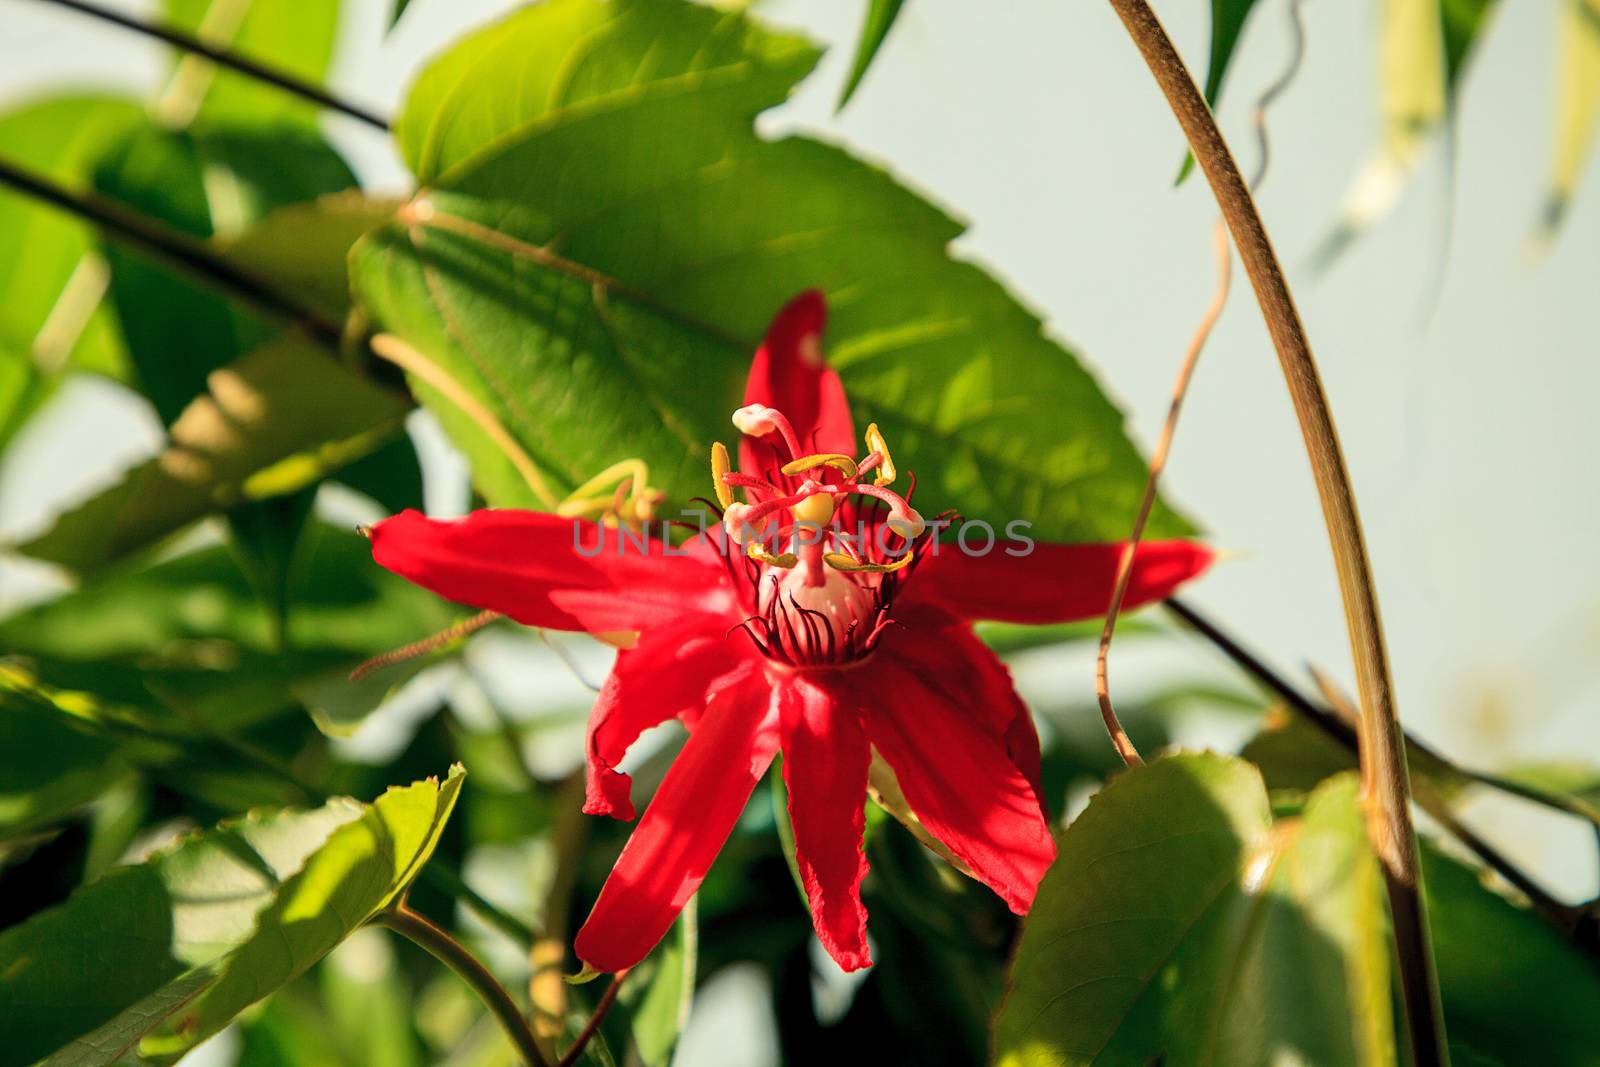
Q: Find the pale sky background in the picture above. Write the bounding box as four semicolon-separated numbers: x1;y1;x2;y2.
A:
3;0;1599;1061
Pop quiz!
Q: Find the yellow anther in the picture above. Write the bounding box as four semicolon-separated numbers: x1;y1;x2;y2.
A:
558;459;660;531
791;490;836;527
710;441;734;509
748;543;799;568
823;550;915;574
781;453;859;480
864;423;895;485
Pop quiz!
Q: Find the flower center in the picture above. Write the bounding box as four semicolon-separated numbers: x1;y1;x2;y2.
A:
711;405;934;668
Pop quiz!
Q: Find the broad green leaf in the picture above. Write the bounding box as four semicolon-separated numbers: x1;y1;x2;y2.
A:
15;339;410;573
0;794;361;1066
1316;0;1502;266
0;683;131;840
91;124;357;424
1539;0;1600;240
358;0;1192;541
2;523;465;734
160;0;344;129
217;192;402;324
995;756;1393;1067
837;0;907;110
1424;841;1600;1064
393;0;817;186
144;768;464;1058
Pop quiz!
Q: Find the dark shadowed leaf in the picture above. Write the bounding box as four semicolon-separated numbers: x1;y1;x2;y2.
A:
1424;840;1600;1064
837;0;907;110
356;0;1192;542
0;679;132;841
995;757;1393;1066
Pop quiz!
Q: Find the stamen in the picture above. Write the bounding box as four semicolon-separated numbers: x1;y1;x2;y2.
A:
732;404;803;460
723;471;783;496
844;482;925;538
864;423;896;485
710;441;734;508
747;543;799;568
781;453;859;480
824;550;915;574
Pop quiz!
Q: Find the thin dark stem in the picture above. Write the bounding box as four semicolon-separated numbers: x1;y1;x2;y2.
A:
1105;3;1446;1060
1166;596;1594;954
26;0;389;130
0;155;343;346
557;970;628;1067
376;905;551;1067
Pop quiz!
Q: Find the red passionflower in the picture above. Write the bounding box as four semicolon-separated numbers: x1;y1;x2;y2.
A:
367;292;1213;973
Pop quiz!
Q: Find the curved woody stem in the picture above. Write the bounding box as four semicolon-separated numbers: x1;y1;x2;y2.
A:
1104;1;1447;1062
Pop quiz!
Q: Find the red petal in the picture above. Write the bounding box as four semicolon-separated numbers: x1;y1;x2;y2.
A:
906;539;1214;624
740;291;856;477
574;677;779;973
779;675;873;971
369;509;733;633
586;616;761;821
864;624;1056;913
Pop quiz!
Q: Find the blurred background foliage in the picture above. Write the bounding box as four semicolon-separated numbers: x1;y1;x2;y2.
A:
1;1;1599;1065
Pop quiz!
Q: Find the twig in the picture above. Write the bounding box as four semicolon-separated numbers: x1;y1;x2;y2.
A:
376;905;552;1067
25;0;389;130
1105;3;1447;1060
557;969;629;1067
1096;0;1304;768
0;155;343;346
1165;596;1595;956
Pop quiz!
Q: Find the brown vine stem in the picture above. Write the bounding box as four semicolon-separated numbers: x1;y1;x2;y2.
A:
1095;0;1302;768
1105;1;1448;1062
376;905;552;1067
1094;219;1229;767
556;969;629;1067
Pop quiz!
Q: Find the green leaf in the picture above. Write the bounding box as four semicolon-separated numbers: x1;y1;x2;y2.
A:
0;95;143;452
217;192;401;324
617;904;696;1067
149;768;464;1058
0;681;131;840
1538;0;1600;241
91;123;356;424
358;0;1192;542
2;522;466;736
1315;0;1502;266
15;338;410;573
0;770;464;1066
0;788;361;1065
161;0;344;129
837;0;907;110
1204;0;1265;108
1424;840;1600;1064
995;756;1393;1067
389;0;415;32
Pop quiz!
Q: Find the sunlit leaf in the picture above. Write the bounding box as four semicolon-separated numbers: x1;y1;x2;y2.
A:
837;0;907;110
995;756;1393;1066
357;0;1193;542
0;792;361;1066
1539;0;1600;241
14;338;409;573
